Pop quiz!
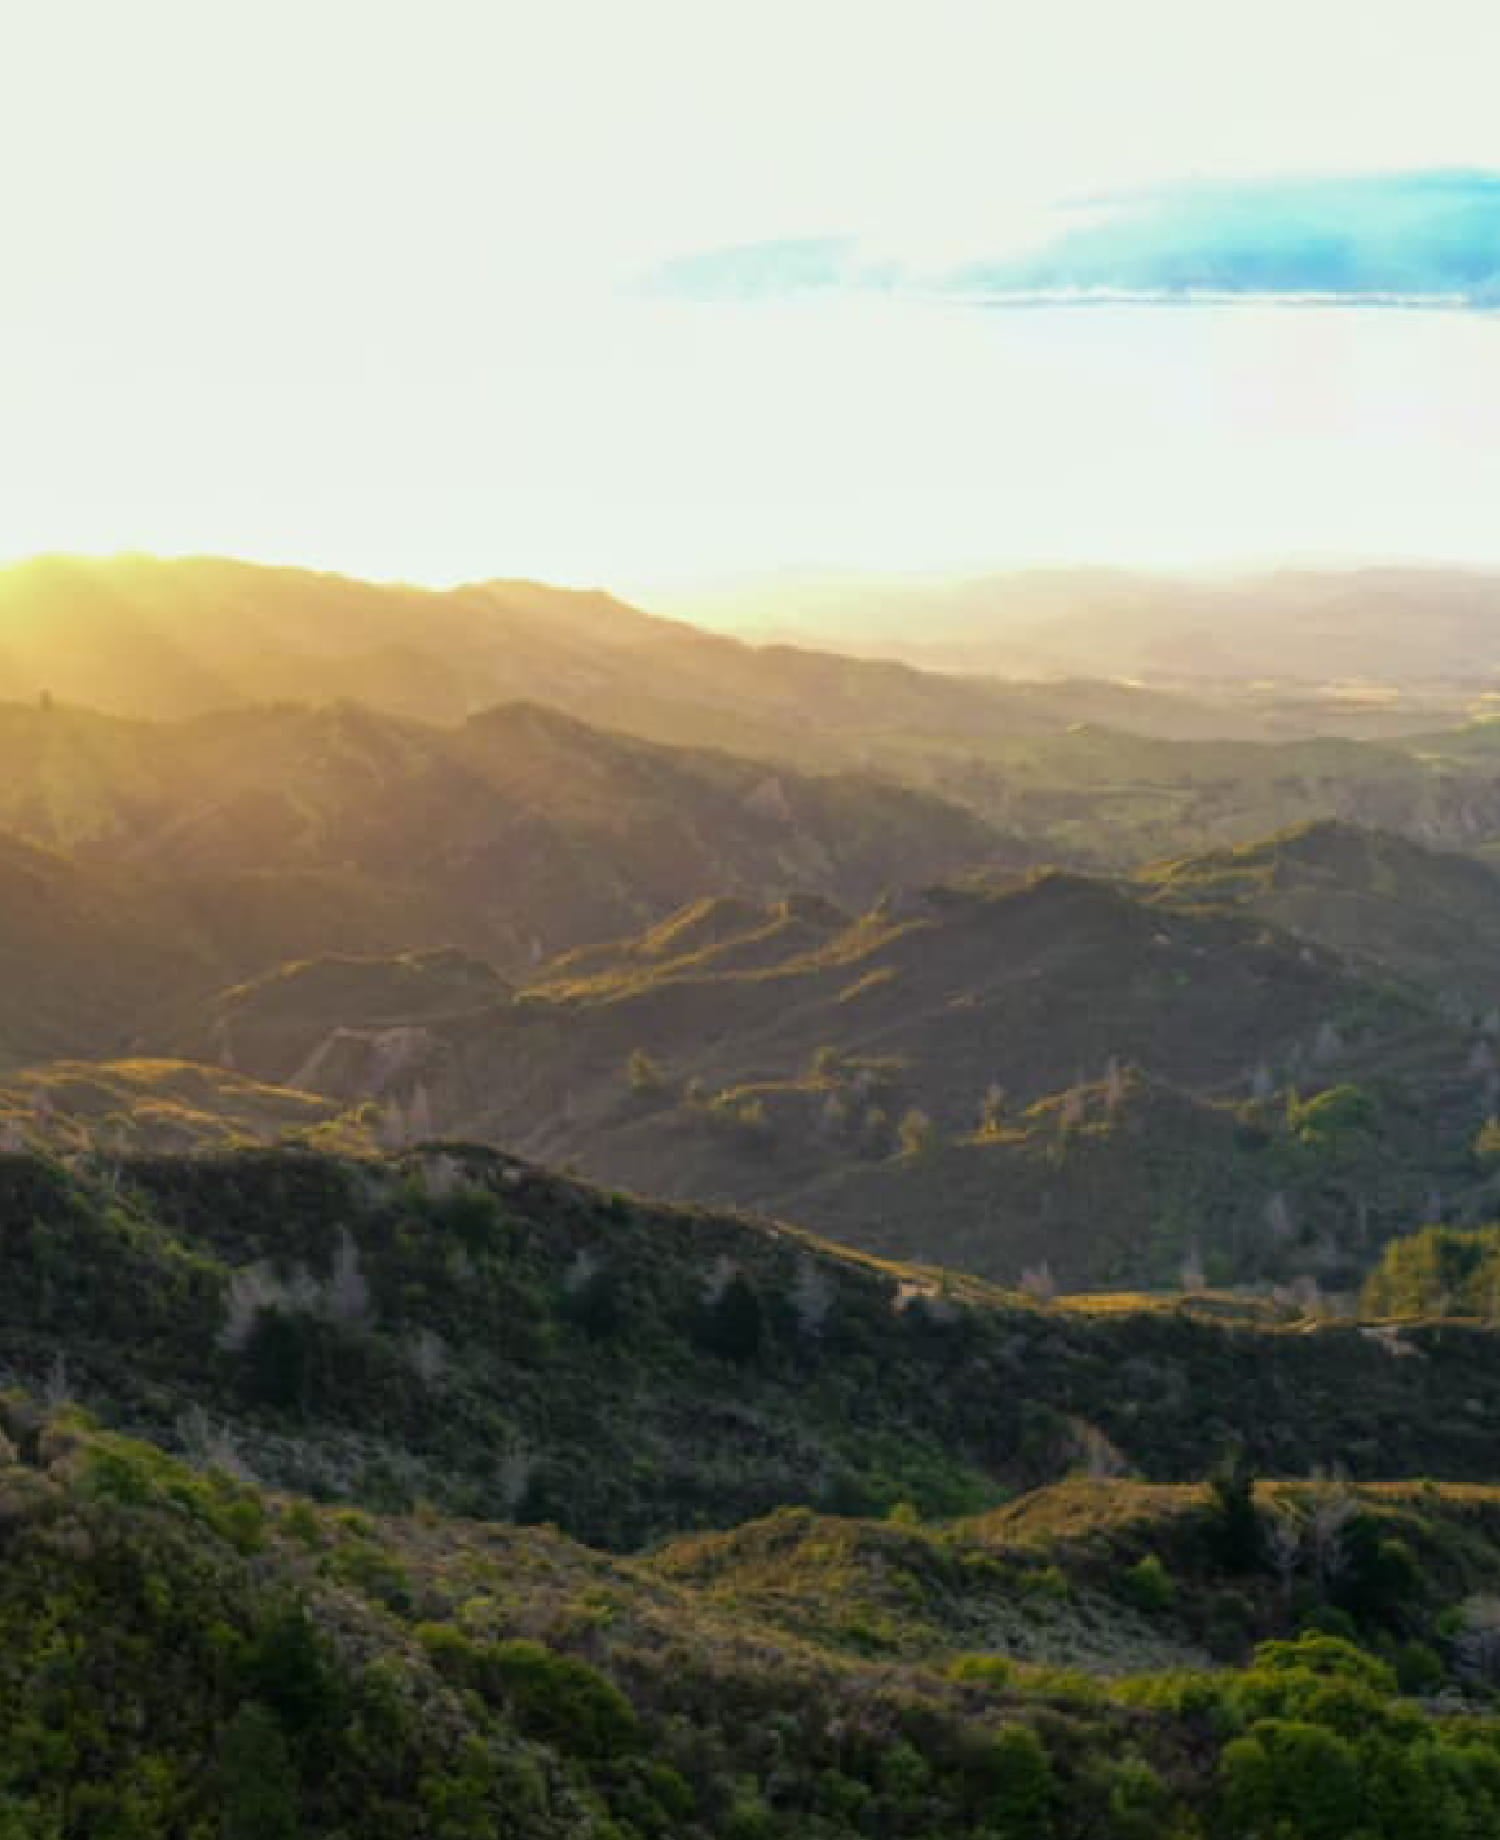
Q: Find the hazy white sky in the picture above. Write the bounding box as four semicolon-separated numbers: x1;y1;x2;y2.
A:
4;0;1500;589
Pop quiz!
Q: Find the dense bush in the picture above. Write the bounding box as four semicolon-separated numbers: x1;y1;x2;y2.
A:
1363;1223;1500;1319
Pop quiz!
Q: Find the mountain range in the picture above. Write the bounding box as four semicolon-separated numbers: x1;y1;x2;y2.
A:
12;552;1500;1834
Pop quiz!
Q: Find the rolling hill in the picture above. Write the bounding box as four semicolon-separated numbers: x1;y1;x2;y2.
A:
0;698;1008;1026
166;849;1500;1290
20;555;1500;877
1140;819;1500;1008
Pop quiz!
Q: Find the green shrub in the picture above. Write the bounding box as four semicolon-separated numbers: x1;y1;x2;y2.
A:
1219;1719;1361;1840
485;1638;638;1760
242;1605;343;1744
1290;1084;1379;1150
1121;1553;1176;1613
973;1726;1054;1838
1105;1756;1172;1840
949;1653;1013;1688
1394;1640;1445;1696
1363;1223;1500;1319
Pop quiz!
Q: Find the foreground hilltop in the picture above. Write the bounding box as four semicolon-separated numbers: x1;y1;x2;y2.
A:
8;1140;1500;1833
13;1407;1500;1838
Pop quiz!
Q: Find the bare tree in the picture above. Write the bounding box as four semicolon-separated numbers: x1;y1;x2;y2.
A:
898;1108;939;1159
1264;1498;1305;1609
495;1439;537;1518
1265;1191;1295;1242
860;1106;892;1158
42;1352;72;1411
406;1080;434;1141
1456;1597;1500;1685
978;1083;1008;1137
408;1328;448;1388
792;1257;833;1336
1313;1021;1345;1065
1289;1274;1324;1319
1307;1469;1359;1597
817;1091;850;1140
1074;1421;1127;1479
377;1096;407;1151
326;1227;371;1325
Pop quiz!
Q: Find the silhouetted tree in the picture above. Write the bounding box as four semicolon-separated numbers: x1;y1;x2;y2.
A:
698;1272;764;1363
1208;1441;1261;1570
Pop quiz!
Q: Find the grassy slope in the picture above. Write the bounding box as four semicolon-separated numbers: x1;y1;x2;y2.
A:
0;1058;376;1155
1140;819;1500;1008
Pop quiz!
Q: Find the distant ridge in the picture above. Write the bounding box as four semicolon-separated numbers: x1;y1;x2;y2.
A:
1;551;1450;754
671;563;1500;685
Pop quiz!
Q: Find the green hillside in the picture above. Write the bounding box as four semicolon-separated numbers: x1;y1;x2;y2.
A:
13;1142;1500;1547
7;1142;1500;1834
11;1407;1500;1838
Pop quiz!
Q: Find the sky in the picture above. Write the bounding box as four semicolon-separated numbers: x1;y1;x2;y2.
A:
3;0;1500;594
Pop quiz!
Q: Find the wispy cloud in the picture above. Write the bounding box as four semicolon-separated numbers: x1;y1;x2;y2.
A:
650;171;1500;309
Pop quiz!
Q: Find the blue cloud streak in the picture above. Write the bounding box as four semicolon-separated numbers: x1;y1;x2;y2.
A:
652;171;1500;308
